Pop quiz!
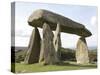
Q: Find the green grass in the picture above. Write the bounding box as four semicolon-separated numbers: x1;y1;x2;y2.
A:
14;61;97;73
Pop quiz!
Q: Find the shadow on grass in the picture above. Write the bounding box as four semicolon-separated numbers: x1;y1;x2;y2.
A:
55;61;97;68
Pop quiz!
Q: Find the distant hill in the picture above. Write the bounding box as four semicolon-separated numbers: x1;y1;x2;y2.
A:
62;46;97;51
11;46;28;51
88;46;97;50
11;46;97;51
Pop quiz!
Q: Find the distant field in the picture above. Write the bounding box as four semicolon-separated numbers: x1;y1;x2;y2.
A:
14;61;97;73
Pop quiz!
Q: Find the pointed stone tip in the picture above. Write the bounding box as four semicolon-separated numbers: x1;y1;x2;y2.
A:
34;27;38;31
43;23;50;30
56;23;61;31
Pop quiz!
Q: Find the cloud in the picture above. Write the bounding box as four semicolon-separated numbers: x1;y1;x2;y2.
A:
90;16;97;26
15;29;32;37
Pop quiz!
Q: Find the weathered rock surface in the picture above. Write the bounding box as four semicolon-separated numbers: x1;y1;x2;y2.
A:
53;23;61;60
39;23;59;65
24;27;41;64
28;9;92;37
76;37;89;64
39;39;44;63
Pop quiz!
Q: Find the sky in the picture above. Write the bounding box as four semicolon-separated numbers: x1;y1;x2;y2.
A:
12;2;98;48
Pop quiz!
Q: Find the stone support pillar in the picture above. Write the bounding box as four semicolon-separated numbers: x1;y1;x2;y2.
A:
39;23;59;65
76;37;89;64
53;23;61;60
24;27;41;64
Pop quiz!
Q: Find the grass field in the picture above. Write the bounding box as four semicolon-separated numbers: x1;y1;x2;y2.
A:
14;61;97;73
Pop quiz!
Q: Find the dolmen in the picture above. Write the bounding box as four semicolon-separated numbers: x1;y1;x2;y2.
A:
24;9;92;65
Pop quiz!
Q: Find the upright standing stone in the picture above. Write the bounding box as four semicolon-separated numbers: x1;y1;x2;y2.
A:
24;27;41;64
76;37;89;64
39;23;59;65
53;23;61;60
